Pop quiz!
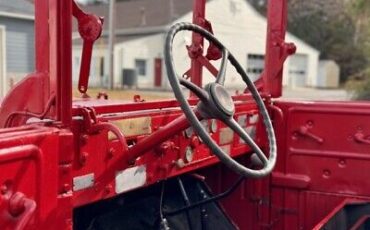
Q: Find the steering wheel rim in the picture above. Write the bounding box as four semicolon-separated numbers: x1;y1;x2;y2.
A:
164;22;277;178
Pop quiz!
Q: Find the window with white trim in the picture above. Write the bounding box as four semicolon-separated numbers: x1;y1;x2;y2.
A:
247;54;265;80
135;59;147;77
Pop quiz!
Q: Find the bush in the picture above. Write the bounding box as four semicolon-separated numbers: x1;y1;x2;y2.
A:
346;68;370;100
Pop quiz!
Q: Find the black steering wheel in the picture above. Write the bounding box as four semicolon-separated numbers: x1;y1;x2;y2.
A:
164;22;277;178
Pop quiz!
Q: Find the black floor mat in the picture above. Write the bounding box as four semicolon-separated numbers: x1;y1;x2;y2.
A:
74;176;238;230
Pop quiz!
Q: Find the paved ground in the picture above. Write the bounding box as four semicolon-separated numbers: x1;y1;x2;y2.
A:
281;87;351;101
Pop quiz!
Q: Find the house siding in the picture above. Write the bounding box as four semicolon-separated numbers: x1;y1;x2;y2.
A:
72;0;320;90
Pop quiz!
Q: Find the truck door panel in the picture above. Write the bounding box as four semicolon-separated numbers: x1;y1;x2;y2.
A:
272;101;370;229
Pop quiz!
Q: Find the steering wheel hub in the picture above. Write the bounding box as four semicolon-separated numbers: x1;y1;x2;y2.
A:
209;83;235;116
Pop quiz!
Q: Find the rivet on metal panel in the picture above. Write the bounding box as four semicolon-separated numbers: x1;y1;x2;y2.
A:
80;152;89;165
306;120;314;128
323;170;331;179
1;180;12;195
63;184;71;193
80;134;89;145
292;132;299;141
190;136;200;148
107;148;115;159
0;185;7;195
175;159;186;169
338;159;346;168
104;185;112;195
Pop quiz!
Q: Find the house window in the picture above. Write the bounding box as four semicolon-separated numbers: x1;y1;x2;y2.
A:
135;59;147;76
100;57;104;77
247;54;265;76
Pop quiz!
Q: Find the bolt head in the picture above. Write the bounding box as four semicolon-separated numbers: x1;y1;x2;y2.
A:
80;152;89;165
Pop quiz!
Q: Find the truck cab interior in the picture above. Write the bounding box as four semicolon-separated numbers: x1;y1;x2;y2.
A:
1;0;370;230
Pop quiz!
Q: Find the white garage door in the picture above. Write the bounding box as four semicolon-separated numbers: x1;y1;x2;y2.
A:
288;54;308;88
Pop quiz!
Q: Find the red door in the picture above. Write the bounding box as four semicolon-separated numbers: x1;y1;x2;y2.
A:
154;58;162;87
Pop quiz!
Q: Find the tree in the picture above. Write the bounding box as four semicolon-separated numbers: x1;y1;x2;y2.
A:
249;0;368;83
344;0;370;99
288;1;367;82
350;0;370;43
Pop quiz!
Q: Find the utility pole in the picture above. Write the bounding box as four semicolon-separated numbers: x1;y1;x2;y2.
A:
107;0;116;89
169;0;174;20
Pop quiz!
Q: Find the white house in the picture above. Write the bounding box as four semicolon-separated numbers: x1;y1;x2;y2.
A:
72;0;320;91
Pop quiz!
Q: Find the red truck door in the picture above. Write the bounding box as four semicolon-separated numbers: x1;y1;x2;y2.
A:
270;100;370;229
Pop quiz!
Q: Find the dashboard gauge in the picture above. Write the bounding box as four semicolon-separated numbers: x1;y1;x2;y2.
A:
184;127;194;138
185;146;194;163
210;119;218;133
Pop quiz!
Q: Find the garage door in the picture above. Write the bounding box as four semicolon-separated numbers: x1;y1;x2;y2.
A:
288;54;308;88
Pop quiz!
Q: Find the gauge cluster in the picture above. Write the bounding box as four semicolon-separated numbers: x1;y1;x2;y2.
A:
72;104;261;206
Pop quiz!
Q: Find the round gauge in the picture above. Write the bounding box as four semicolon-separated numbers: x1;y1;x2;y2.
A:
210;119;218;133
201;120;209;132
185;146;194;163
184;127;194;138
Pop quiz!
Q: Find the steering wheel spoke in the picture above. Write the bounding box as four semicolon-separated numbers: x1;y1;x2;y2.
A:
215;49;229;85
223;118;268;166
179;78;209;102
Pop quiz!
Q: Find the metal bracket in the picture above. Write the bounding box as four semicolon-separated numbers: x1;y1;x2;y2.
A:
73;1;104;94
183;18;221;80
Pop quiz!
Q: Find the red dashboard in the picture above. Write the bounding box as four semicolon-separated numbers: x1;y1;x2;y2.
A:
70;98;262;207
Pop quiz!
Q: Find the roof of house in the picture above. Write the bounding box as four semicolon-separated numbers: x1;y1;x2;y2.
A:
80;0;193;31
0;0;34;19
